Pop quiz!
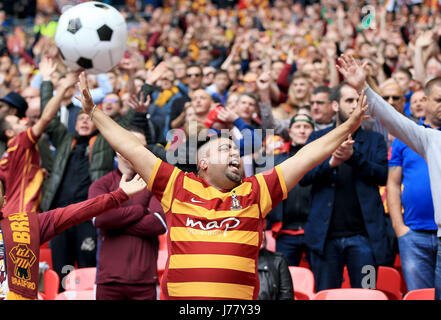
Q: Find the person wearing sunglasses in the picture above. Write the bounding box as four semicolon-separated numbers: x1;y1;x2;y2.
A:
169;65;204;130
102;93;123;122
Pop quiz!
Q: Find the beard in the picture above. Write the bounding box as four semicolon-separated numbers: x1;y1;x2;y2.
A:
226;170;242;183
338;109;349;124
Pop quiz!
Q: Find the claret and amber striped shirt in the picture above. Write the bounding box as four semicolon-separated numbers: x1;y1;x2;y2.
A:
147;159;287;300
0;128;43;215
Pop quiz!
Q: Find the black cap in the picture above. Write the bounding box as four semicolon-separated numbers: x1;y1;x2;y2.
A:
0;92;28;118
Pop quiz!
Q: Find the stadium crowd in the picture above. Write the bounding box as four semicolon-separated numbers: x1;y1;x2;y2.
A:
0;0;441;300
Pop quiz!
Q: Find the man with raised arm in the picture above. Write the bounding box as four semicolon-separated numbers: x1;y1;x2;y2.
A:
336;53;441;299
75;65;369;300
0;173;148;300
0;61;79;215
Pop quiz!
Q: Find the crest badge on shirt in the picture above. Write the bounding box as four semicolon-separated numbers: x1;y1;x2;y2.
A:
230;191;242;211
9;244;37;284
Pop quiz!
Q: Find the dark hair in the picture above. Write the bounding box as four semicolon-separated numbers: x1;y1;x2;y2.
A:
393;67;412;80
311;85;332;98
424;77;441;96
330;82;353;103
187;64;202;73
215;69;229;77
0;115;11;143
121;124;146;137
238;92;259;105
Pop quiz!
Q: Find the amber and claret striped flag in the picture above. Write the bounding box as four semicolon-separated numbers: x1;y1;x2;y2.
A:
147;159;287;300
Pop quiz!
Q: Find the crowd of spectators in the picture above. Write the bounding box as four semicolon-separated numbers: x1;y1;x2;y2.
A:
0;0;441;299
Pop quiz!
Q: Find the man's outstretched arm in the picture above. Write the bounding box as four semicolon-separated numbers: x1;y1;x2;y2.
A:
336;53;429;156
279;90;369;191
76;71;158;184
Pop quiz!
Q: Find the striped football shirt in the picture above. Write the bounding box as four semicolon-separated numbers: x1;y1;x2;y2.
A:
147;158;287;300
0;128;43;215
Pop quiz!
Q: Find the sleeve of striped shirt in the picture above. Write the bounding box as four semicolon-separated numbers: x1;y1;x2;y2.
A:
147;158;182;213
254;165;288;218
0;128;37;169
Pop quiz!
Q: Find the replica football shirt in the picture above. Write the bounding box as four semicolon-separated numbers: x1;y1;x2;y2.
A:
0;128;43;215
147;159;287;300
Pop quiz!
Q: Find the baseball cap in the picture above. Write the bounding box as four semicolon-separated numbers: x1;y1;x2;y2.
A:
0;92;28;118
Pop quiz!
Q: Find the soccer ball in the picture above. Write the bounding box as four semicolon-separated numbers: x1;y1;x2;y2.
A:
55;1;128;74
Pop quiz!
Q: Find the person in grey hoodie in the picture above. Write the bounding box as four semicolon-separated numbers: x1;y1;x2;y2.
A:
336;53;441;299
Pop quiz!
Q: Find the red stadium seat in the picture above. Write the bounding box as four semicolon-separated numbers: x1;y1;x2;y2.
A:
313;288;388;300
42;269;60;300
158;234;167;251
39;247;53;270
55;290;95;300
341;266;351;288
377;266;403;300
157;248;168;282
402;288;435;300
393;254;408;294
288;266;315;300
64;267;96;291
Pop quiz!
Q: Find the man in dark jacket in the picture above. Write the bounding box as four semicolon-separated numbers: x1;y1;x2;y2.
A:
299;82;389;292
269;113;314;266
39;73;117;289
89;126;166;300
258;231;293;300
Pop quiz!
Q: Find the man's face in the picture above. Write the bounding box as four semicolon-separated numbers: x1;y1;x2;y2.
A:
336;86;359;123
159;70;175;91
186;66;203;90
174;63;187;80
21;87;40;105
271;61;285;80
214;73;229;93
425;85;441;127
198;49;212;65
200;137;242;190
203;67;216;87
291;78;310;100
310;92;333;124
4;115;28;137
313;61;327;81
233;95;256;123
25;98;41;127
392;71;410;94
106;72;118;91
192;89;212;115
289;117;314;146
75;113;96;136
381;85;404;114
410;90;426;119
102;93;121;119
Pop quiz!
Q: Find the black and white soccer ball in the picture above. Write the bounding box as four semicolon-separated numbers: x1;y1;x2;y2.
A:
55;1;128;74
